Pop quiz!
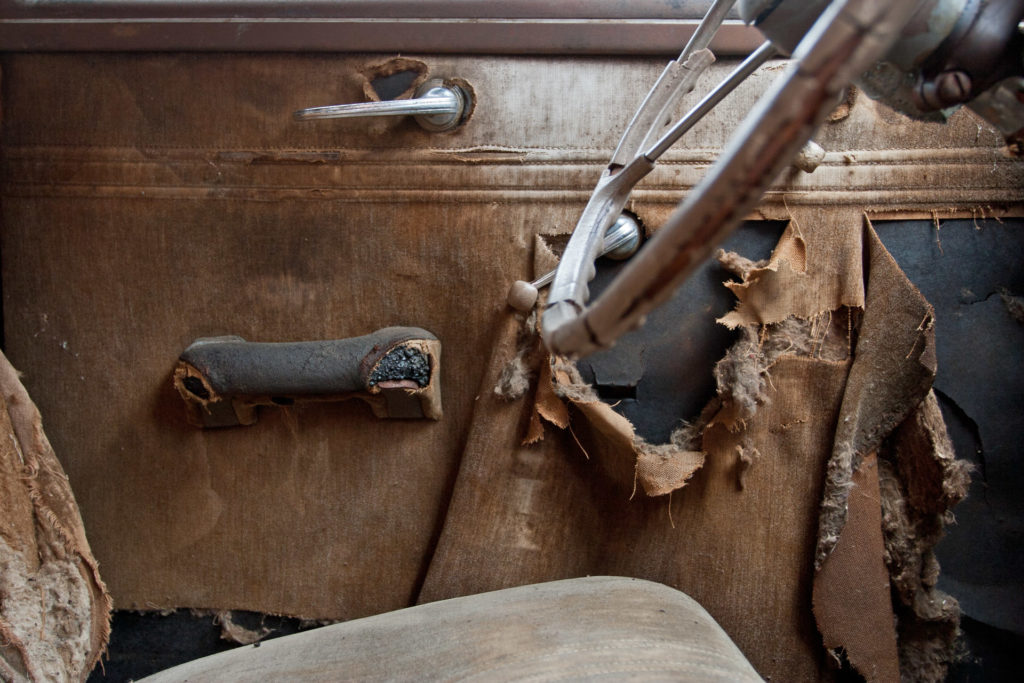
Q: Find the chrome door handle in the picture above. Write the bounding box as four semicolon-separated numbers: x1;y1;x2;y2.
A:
294;78;472;132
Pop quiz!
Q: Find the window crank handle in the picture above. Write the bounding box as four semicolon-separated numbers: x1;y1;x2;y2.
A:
294;78;473;132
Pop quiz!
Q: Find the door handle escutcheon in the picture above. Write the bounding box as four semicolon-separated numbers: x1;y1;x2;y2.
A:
293;78;472;132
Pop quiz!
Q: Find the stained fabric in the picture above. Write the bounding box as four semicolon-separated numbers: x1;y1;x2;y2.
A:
1;52;1020;680
423;213;975;681
0;352;110;682
813;453;901;683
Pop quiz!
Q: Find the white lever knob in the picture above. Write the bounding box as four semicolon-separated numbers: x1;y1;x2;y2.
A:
508;215;643;313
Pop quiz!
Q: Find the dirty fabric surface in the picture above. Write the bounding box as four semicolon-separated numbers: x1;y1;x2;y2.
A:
1;50;1021;664
424;319;847;680
814;224;939;569
142;578;763;683
422;207;991;681
813;453;900;683
1;54;547;621
0;352;111;682
879;396;969;683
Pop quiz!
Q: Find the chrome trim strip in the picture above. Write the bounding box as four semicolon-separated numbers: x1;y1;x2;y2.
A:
0;19;762;54
0;0;761;54
1;1;730;20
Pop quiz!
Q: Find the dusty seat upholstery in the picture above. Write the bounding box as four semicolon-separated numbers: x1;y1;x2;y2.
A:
140;577;763;681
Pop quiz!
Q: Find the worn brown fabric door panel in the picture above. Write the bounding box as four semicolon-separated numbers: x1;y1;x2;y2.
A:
1;52;1019;626
1;196;522;618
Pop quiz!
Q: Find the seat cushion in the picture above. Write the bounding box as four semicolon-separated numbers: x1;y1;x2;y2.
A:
141;577;762;681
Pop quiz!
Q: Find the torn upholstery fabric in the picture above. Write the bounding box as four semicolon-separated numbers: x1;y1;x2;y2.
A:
2;52;1016;675
2;53;1018;626
0;352;111;682
810;221;969;681
423;210;972;682
425;321;848;681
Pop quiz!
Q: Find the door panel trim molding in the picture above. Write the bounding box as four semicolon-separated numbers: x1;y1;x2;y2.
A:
0;1;762;54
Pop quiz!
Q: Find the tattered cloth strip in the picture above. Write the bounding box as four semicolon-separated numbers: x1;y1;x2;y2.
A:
0;352;111;682
713;217;970;682
813;453;901;681
505;267;852;500
495;309;707;498
705;210;968;676
811;221;970;682
880;392;970;682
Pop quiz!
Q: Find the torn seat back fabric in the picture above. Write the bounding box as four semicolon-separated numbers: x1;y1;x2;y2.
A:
0;352;111;682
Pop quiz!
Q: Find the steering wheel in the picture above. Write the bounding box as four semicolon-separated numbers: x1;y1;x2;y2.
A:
517;0;1023;357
